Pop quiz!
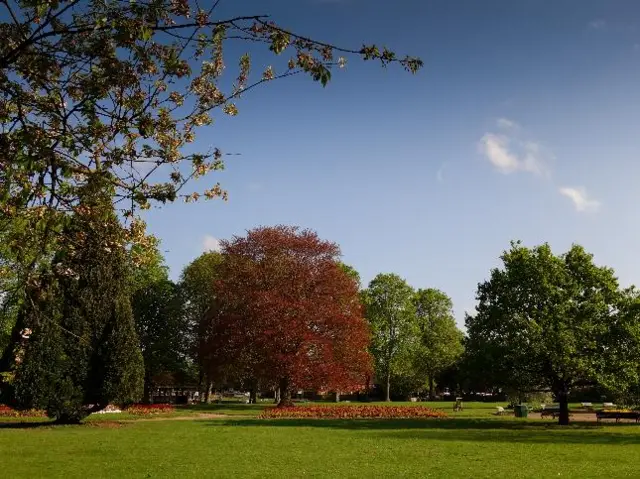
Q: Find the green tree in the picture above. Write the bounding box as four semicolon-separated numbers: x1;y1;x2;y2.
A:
179;251;224;400
1;0;421;259
413;288;464;399
466;241;640;425
1;1;420;375
130;237;170;293
132;278;188;403
363;273;417;401
338;263;361;290
1;181;144;423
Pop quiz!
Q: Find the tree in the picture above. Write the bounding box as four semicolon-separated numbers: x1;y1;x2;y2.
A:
0;180;144;423
1;0;422;256
132;278;188;403
466;241;640;425
179;251;224;400
129;238;191;402
207;226;372;406
363;273;417;401
130;237;170;293
413;288;464;399
1;1;421;377
338;263;361;290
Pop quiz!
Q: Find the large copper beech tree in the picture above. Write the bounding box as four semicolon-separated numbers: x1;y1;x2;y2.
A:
204;226;372;406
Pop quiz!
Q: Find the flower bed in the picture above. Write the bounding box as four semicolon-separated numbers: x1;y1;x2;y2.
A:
0;405;46;418
124;404;175;415
260;405;447;420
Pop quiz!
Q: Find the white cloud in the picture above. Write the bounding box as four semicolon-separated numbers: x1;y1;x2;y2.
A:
559;187;601;213
202;235;222;252
588;19;607;30
478;118;550;176
478;133;546;176
479;134;520;173
496;118;519;130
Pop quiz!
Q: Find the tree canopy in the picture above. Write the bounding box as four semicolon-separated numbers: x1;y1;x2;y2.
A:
466;241;640;425
413;288;464;399
179;250;224;398
1;0;422;268
363;273;417;401
205;226;372;405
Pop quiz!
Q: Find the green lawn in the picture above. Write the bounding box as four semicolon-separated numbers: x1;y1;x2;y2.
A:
2;406;640;478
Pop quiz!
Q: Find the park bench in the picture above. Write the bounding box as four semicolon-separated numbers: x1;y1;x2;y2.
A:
540;408;559;419
596;410;640;423
540;408;573;419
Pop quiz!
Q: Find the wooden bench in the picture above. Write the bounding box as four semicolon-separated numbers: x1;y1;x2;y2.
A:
596;411;640;423
540;408;560;419
540;408;575;419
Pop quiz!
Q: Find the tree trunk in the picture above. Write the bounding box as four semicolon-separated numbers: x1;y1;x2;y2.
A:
197;369;205;402
278;377;294;407
249;388;257;404
558;388;569;426
204;381;213;404
385;369;391;402
335;391;340;403
142;372;154;404
429;375;435;401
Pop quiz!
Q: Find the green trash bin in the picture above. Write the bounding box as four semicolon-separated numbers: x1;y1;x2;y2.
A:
514;404;528;418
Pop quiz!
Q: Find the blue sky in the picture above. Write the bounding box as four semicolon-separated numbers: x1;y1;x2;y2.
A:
143;0;640;326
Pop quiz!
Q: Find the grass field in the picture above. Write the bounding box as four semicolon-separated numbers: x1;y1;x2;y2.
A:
2;402;639;478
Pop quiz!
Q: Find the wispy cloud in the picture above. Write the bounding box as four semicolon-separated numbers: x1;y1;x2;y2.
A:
478;120;548;176
588;19;607;30
496;117;519;130
202;235;222;252
480;118;601;213
479;134;520;173
436;163;447;183
559;187;601;213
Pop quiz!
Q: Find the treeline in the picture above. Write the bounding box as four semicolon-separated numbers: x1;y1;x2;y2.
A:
135;230;466;406
4;210;640;426
129;226;466;405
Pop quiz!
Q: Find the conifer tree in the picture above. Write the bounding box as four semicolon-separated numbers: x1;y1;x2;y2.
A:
2;179;144;423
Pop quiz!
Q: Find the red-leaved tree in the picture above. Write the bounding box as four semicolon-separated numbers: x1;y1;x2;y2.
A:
204;226;372;406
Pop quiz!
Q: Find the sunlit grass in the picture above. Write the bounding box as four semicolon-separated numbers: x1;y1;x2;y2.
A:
2;414;640;478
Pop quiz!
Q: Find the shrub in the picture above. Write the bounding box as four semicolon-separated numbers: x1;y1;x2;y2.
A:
260;405;447;419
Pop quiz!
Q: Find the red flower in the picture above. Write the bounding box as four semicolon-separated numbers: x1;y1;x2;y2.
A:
259;405;447;419
125;404;175;415
0;405;46;418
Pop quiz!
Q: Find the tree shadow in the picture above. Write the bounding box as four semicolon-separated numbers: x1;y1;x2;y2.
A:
208;418;640;445
0;421;53;429
177;403;266;413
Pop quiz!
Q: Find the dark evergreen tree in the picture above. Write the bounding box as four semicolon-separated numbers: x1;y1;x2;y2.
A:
1;179;144;423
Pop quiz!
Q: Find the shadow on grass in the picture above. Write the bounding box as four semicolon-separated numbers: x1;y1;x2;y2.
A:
207;418;640;445
177;403;266;413
0;421;53;429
